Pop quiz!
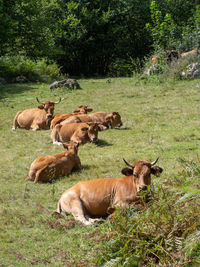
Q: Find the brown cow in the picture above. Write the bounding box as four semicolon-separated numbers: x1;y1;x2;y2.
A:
181;48;198;59
150;50;179;65
50;105;93;129
25;141;81;183
150;55;158;64
55;158;163;225
166;50;179;64
12;97;63;131
61;111;123;129
51;122;107;145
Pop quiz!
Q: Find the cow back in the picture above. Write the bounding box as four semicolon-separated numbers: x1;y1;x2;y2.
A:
17;108;47;129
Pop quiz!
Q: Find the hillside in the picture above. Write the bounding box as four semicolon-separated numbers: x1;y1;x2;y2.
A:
0;78;199;266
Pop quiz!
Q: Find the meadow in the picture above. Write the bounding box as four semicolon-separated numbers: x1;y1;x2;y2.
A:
0;77;199;266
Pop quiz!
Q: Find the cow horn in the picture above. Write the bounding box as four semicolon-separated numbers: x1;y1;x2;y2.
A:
54;97;67;104
54;97;62;104
123;158;134;168
151;157;159;166
36;97;44;105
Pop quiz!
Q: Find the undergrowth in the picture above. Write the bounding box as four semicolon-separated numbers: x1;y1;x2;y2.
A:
0;56;62;82
96;160;200;266
142;49;199;83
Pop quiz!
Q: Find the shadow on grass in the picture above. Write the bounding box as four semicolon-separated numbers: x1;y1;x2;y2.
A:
114;127;131;130
0;83;39;100
80;164;91;170
95;139;112;147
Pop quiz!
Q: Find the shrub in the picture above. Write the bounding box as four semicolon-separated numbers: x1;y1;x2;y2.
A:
142;48;199;81
0;56;62;83
96;160;200;266
163;52;200;80
108;58;137;77
142;49;168;78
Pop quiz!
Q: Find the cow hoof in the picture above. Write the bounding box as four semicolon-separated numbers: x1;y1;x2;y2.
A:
87;218;103;225
53;141;63;146
12;127;16;131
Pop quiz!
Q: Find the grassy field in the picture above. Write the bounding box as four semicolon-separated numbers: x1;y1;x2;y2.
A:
0;77;200;266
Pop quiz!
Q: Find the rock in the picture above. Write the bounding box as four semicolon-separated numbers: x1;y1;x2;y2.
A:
50;79;81;91
186;62;200;79
15;76;28;83
144;64;162;75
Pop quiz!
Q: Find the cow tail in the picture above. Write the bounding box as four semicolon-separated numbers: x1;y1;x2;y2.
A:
57;200;62;214
12;111;22;130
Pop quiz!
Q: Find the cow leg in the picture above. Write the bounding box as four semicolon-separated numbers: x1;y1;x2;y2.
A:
25;169;36;181
51;125;62;144
87;217;102;224
113;201;130;209
69;200;93;225
59;197;92;225
53;141;63;146
12;111;22;130
31;124;40;131
25;175;31;181
73;158;81;170
34;167;47;183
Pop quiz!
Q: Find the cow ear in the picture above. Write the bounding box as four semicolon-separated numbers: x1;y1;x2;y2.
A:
62;143;69;150
121;168;133;176
151;166;163;177
112;111;118;115
75;142;79;148
81;127;88;132
38;104;44;109
86;108;93;112
73;109;80;113
105;114;112;120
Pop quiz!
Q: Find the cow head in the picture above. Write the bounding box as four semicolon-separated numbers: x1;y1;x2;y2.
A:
121;158;163;192
105;112;123;128
166;50;179;64
72;123;99;144
63;141;79;154
73;105;93;114
36;97;63;119
150;55;157;64
86;123;99;143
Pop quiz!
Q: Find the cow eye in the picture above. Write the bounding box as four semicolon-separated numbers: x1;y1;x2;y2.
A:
133;173;138;178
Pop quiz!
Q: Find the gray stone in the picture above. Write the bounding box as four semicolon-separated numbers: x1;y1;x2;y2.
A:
15;76;28;83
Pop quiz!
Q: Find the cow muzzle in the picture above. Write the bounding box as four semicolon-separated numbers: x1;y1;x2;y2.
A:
91;137;98;143
118;122;123;127
139;186;147;192
46;114;53;119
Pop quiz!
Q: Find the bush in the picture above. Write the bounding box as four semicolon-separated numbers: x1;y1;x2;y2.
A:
142;49;168;78
108;58;141;77
142;47;199;82
163;52;200;80
0;56;62;83
96;160;200;266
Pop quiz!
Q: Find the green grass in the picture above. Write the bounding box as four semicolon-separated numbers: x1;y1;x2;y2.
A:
0;77;200;266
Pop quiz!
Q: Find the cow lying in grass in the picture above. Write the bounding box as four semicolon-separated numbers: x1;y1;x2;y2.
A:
51;122;107;145
60;111;123;129
55;158;163;225
181;48;198;59
12;97;63;131
25;141;81;183
50;105;93;129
